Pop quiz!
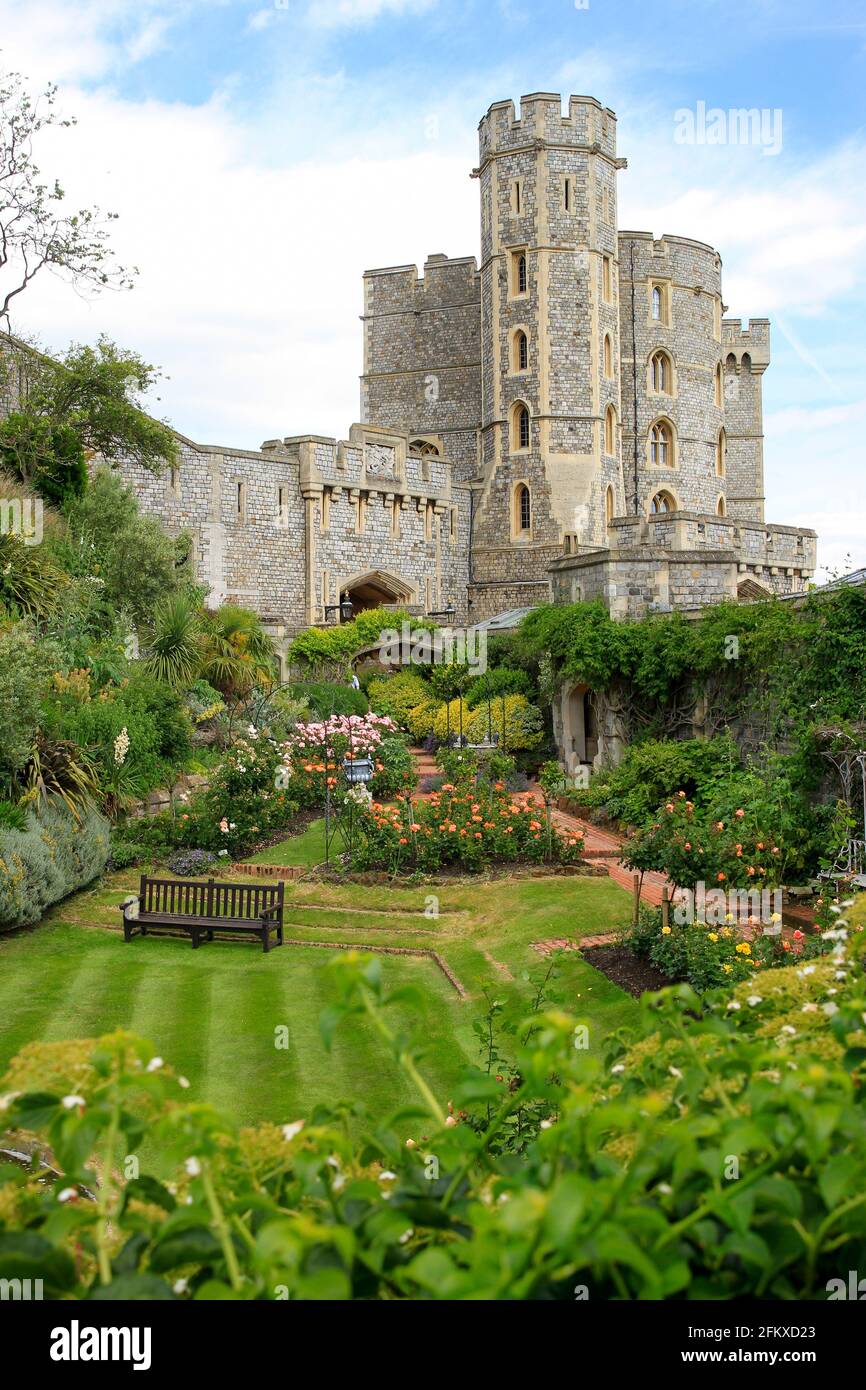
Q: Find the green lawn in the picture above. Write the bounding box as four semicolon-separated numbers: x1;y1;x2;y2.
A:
248;817;329;867
0;868;637;1133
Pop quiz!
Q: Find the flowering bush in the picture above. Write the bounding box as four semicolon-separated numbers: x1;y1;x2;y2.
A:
277;712;403;808
625;905;835;991
352;787;584;873
624;791;789;892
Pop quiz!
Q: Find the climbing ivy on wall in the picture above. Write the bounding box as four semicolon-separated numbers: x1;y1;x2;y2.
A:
512;589;866;754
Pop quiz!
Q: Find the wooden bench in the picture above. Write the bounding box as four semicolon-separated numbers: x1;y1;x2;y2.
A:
120;875;284;953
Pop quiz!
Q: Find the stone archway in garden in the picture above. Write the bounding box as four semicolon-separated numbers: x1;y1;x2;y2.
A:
340;569;415;616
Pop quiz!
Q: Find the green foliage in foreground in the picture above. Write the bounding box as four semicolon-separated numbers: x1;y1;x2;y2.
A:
2;912;865;1300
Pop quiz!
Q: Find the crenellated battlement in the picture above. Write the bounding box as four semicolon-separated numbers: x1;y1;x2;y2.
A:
722;317;771;370
477;92;619;168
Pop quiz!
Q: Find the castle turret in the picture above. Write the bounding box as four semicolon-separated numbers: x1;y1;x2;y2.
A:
468;93;627;614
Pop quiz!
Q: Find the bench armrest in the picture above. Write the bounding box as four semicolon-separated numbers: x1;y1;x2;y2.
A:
260;904;282;920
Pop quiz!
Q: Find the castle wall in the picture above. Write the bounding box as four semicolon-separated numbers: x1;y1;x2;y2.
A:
361;255;481;482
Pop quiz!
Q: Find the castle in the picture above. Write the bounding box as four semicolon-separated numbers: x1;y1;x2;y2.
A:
4;92;820;665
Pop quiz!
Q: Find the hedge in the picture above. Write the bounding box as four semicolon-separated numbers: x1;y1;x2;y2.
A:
0;800;110;929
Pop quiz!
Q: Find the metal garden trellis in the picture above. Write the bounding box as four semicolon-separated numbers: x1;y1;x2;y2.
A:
820;740;866;888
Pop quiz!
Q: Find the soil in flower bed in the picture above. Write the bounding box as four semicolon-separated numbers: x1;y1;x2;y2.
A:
309;861;608;886
581;944;674;998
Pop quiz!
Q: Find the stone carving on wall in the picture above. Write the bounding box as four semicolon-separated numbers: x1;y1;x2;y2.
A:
365;443;398;480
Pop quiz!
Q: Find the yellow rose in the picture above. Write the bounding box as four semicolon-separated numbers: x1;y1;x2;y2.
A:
661;925;671;935
708;932;718;942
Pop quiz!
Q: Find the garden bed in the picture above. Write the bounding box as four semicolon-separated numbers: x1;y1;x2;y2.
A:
581;943;675;998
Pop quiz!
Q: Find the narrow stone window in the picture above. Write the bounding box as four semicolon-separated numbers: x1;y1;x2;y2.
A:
356;493;367;532
515;483;531;534
716;428;727;476
717;495;726;517
513;403;530;451
604;405;616;456
277;484;288;526
236;481;246;518
602;255;612;303
652;285;662;320
449;506;457;542
564;177;572;212
715;363;723;407
513;250;528;296
514;329;528;372
321;489;331;531
605;485;615;526
603;334;613;378
512;179;522;214
392;499;401;537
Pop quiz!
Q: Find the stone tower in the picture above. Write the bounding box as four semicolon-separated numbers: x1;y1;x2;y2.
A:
469;93;627;612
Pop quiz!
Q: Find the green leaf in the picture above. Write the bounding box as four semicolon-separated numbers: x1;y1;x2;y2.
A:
88;1273;176;1300
149;1226;222;1272
818;1154;862;1212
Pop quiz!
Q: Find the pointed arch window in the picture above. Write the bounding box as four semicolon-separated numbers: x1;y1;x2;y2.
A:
605;484;615;527
603;334;613;378
650;349;672;394
515;483;531;534
514;329;529;372
650;490;676;514
513;251;528;295
652;286;662;320
512;402;530;452
649;419;674;467
714;362;723;407
716;427;727;476
604;405;616;456
717;495;726;517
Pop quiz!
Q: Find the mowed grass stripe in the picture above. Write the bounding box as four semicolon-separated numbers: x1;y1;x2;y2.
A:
202;952;293;1125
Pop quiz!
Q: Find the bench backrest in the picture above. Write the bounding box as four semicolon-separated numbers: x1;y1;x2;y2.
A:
139;875;283;920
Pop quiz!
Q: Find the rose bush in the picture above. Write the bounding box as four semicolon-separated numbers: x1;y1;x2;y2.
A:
352;785;584;873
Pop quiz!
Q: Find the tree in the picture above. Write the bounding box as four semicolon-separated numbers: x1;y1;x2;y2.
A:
1;69;135;326
0;337;178;500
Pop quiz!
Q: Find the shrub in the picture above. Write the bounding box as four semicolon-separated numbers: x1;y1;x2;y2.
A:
367;670;431;727
623;791;793;892
577;735;740;828
368;734;417;799
0;799;110;928
286;681;368;719
464;665;533;708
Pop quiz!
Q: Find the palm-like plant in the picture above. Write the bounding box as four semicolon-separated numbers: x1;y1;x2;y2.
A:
23;732;100;818
144;593;201;688
0;530;62;618
199;605;276;700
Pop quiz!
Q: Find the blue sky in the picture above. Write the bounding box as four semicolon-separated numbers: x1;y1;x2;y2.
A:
1;0;864;575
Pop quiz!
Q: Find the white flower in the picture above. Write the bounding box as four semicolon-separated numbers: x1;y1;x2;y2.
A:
399;1229;414;1244
781;1025;797;1036
113;726;130;766
184;1157;202;1177
611;1063;625;1074
178;1076;190;1089
747;995;763;1008
146;1056;164;1072
669;1066;682;1078
61;1094;86;1109
173;1278;189;1294
801;1003;818;1013
657;1182;673;1195
378;1170;397;1182
727;1000;741;1011
218;849;228;856
57;1187;78;1203
539;1118;553;1129
0;1091;21;1112
332;1172;346;1192
823;1002;839;1016
281;1120;304;1142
